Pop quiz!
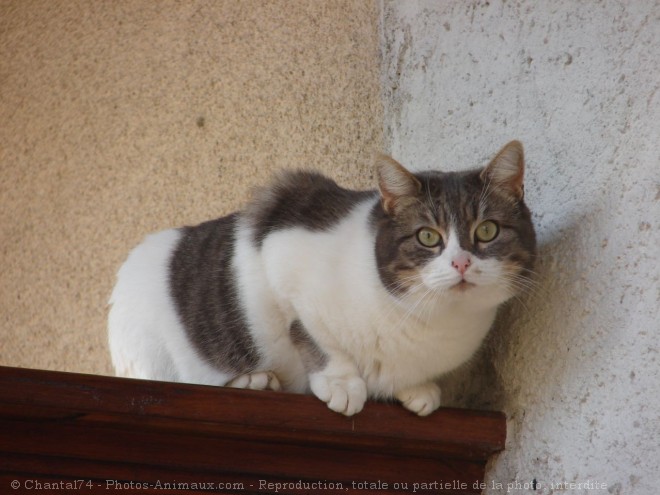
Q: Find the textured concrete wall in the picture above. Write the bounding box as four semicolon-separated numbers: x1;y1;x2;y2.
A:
381;1;659;493
1;1;382;374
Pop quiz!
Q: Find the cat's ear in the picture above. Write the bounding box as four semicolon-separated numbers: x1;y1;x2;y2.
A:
375;153;421;215
481;140;525;200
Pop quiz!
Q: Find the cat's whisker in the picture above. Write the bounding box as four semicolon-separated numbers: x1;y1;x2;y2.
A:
501;274;546;301
501;274;535;292
386;284;438;338
370;280;431;330
417;287;443;330
399;290;439;339
505;270;544;292
507;292;533;318
515;266;543;281
503;275;543;315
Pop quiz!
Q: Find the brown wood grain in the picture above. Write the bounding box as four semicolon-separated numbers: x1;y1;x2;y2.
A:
0;366;505;494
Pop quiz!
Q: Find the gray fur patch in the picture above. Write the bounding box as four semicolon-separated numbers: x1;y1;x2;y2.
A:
246;170;375;247
289;320;328;373
169;214;260;374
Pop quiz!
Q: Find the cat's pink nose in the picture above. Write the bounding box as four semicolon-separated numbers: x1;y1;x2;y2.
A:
451;253;472;276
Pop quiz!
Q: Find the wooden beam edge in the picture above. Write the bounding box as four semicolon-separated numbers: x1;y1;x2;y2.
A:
0;366;506;462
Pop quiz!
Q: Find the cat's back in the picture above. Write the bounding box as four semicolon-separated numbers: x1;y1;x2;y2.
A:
247;170;375;247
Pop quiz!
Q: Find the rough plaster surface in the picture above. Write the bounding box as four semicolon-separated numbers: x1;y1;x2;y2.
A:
381;1;659;493
1;1;382;374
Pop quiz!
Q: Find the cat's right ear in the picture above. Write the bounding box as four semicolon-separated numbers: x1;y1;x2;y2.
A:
480;140;525;200
375;153;421;216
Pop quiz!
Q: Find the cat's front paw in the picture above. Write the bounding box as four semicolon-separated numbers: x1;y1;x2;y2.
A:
226;371;282;391
310;373;367;416
395;382;442;416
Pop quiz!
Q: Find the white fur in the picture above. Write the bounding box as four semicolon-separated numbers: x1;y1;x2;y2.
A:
109;198;504;415
108;229;233;386
232;219;309;392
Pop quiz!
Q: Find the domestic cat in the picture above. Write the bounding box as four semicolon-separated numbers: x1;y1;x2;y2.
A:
108;141;536;416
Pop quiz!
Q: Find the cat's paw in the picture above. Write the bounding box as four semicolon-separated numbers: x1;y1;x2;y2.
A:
310;373;367;416
226;371;282;391
395;382;442;416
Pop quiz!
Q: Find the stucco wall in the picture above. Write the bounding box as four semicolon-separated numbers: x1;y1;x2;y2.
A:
0;1;382;374
381;1;659;493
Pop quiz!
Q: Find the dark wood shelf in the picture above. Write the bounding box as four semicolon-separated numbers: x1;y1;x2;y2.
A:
0;366;505;494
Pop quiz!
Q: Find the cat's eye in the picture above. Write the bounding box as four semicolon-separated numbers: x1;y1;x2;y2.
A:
416;227;442;248
475;220;499;243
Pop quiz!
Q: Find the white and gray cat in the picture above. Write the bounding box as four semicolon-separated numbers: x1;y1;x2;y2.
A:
108;141;536;416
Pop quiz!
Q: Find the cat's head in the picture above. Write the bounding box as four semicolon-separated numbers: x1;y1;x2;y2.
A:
372;141;537;311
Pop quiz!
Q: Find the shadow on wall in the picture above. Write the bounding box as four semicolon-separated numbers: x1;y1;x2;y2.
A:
438;212;590;411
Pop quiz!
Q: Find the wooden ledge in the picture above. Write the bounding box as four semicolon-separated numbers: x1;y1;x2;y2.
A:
0;366;505;494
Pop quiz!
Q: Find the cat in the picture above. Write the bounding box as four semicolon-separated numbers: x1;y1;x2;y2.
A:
108;140;536;416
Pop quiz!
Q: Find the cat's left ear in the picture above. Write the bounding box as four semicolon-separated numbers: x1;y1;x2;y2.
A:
481;140;525;200
375;153;421;215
